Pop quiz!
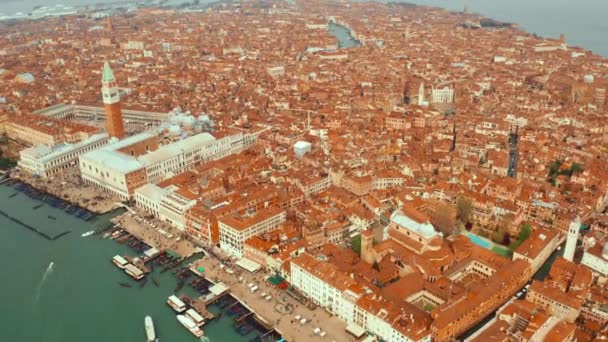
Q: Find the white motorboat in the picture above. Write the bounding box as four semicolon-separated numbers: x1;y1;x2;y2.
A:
144;316;156;342
177;314;204;338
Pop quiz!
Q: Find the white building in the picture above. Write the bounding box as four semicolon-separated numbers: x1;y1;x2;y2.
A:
159;191;197;230
219;207;286;258
290;254;362;322
512;228;559;274
80;132;154;199
135;183;170;217
124;40;145;50
505;114;528;132
372;174;406;190
290;253;432;342
18;133;110;177
431;87;455;104
294;141;312;159
581;244;608;277
80;131;257;200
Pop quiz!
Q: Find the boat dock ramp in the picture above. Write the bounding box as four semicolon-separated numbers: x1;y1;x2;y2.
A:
179;294;216;323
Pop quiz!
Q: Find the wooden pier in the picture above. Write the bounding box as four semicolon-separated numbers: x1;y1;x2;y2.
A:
190;299;215;321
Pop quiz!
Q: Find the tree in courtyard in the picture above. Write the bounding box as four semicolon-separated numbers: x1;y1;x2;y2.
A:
569;162;584;175
491;230;505;244
518;224;532;242
351;234;362;255
431;204;456;236
509;223;532;252
499;213;515;236
456;196;473;224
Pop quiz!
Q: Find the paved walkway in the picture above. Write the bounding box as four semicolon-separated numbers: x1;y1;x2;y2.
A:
192;258;356;342
113;212;199;258
12;169;118;214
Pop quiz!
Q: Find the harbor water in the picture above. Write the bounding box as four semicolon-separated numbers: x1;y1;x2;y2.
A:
0;183;258;342
383;0;608;57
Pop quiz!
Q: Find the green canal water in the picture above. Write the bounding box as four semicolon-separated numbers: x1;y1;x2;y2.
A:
0;184;254;342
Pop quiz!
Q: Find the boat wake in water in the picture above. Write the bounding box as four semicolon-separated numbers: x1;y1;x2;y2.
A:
34;261;54;304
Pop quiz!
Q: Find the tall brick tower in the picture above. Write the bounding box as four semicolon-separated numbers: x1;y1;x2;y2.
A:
101;62;125;139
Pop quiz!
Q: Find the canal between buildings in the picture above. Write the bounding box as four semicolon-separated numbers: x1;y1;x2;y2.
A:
461;241;565;339
0;183;266;342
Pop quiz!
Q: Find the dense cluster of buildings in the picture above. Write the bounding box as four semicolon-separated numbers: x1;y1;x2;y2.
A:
3;0;608;341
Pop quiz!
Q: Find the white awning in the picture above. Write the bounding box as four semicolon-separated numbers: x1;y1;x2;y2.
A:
209;282;228;296
144;247;160;258
235;258;262;273
346;322;366;338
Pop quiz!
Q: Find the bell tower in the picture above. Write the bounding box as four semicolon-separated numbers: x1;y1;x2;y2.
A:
102;62;125;139
564;215;580;262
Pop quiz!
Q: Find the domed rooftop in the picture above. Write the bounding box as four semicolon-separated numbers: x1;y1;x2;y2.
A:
390;209;441;239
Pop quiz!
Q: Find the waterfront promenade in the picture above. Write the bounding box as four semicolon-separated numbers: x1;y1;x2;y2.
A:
191;258;354;342
112;211;200;258
112;209;354;341
11;168;119;214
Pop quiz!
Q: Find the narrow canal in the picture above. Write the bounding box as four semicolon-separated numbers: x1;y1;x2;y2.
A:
461;242;565;339
0;183;268;342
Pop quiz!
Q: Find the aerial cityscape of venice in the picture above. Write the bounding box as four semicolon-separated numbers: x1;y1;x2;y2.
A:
1;1;608;341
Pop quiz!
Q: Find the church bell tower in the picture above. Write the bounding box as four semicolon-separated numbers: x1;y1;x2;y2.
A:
102;62;125;139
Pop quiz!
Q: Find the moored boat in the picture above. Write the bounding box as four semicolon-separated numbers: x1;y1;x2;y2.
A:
124;264;145;280
112;255;129;269
177;314;204;338
144;315;156;342
81;230;95;237
167;295;187;313
185;308;205;326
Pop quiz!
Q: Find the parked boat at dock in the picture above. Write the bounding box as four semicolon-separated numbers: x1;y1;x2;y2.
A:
185;308;205;327
144;315;156;342
177;314;204;338
167;295;187;313
124;264;145;280
112;255;129;269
